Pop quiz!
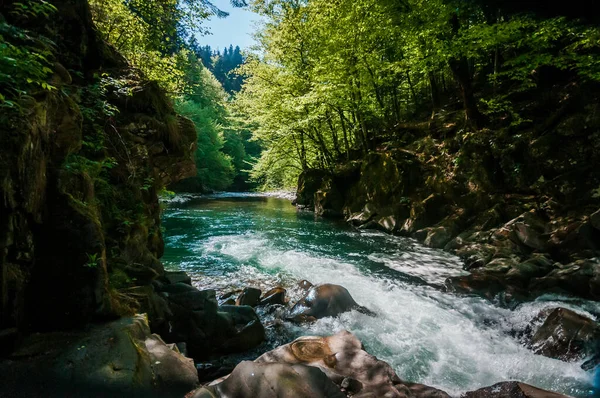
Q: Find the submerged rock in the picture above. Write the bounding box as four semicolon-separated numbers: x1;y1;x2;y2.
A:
289;283;374;321
462;381;570;398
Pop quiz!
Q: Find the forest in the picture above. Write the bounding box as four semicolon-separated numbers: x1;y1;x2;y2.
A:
1;0;600;397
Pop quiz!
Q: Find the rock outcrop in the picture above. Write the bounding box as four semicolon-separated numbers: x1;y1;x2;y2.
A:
0;315;198;397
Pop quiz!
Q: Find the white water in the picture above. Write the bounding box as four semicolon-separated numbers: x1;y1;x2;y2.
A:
162;194;598;397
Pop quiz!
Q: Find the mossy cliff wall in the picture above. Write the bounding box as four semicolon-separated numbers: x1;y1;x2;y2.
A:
0;0;196;335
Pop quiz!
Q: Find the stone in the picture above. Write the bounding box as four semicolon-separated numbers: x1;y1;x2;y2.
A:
0;315;199;397
462;381;570;398
236;287;262;307
163;271;192;285
424;226;453;249
217;305;266;353
496;211;549;251
259;287;286;306
529;258;600;299
298;280;313;290
529;307;600;362
145;334;199;396
290;283;371;320
256;330;451;398
168;289;218;312
201;361;346;398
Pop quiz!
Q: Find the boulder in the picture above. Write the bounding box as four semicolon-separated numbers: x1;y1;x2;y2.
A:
529;307;600;361
236;287;262;307
217;305;266;353
424;226;453;249
495;210;549;251
162;271;192;286
256;330;450;398
144;333;199;396
193;361;345;398
290;283;373;320
259;287;287;306
167;289;218;312
0;315;199;397
462;381;570;398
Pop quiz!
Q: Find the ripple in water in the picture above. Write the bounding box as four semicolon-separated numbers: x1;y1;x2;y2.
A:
162;194;598;397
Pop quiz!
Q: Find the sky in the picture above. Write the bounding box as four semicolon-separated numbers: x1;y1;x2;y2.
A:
196;1;261;51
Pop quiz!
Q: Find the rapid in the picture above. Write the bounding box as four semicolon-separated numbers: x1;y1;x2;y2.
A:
162;193;598;397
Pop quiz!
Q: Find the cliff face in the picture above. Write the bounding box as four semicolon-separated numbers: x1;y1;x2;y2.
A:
0;0;196;335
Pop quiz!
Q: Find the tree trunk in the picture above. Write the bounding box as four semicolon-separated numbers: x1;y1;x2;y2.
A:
448;13;485;129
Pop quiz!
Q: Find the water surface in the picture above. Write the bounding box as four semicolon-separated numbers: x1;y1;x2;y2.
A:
162;193;598;397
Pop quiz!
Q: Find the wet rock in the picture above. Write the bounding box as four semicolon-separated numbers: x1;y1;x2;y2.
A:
236;287;262;307
259;287;286;306
196;362;235;383
298;280;314;290
217;305;266;353
163;271;192;286
290;283;372;320
462;381;569;398
529;307;600;362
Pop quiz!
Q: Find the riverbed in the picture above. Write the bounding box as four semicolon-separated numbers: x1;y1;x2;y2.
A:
162;193;598;397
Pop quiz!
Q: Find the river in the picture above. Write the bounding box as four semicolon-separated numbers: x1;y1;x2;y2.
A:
162;193;598;397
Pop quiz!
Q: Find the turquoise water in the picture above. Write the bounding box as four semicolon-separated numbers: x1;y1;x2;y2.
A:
162;193;598;397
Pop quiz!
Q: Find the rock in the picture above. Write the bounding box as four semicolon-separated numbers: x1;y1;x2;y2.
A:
298;280;314;290
0;315;199;397
198;361;346;398
163;271;192;285
256;330;450;398
290;284;371;320
591;209;600;231
217;305;266;353
259;287;286;306
295;169;330;208
462;381;570;398
168;289;218;312
496;210;549;251
529;307;600;361
529;258;600;299
348;204;377;226
236;287;262;307
145;333;199;396
424;226;453;249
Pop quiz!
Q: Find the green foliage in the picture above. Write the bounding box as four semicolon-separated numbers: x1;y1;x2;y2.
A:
84;253;100;268
238;0;600;189
0;1;56;111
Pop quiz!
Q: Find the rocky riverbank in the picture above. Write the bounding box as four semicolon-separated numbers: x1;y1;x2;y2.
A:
2;268;590;397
